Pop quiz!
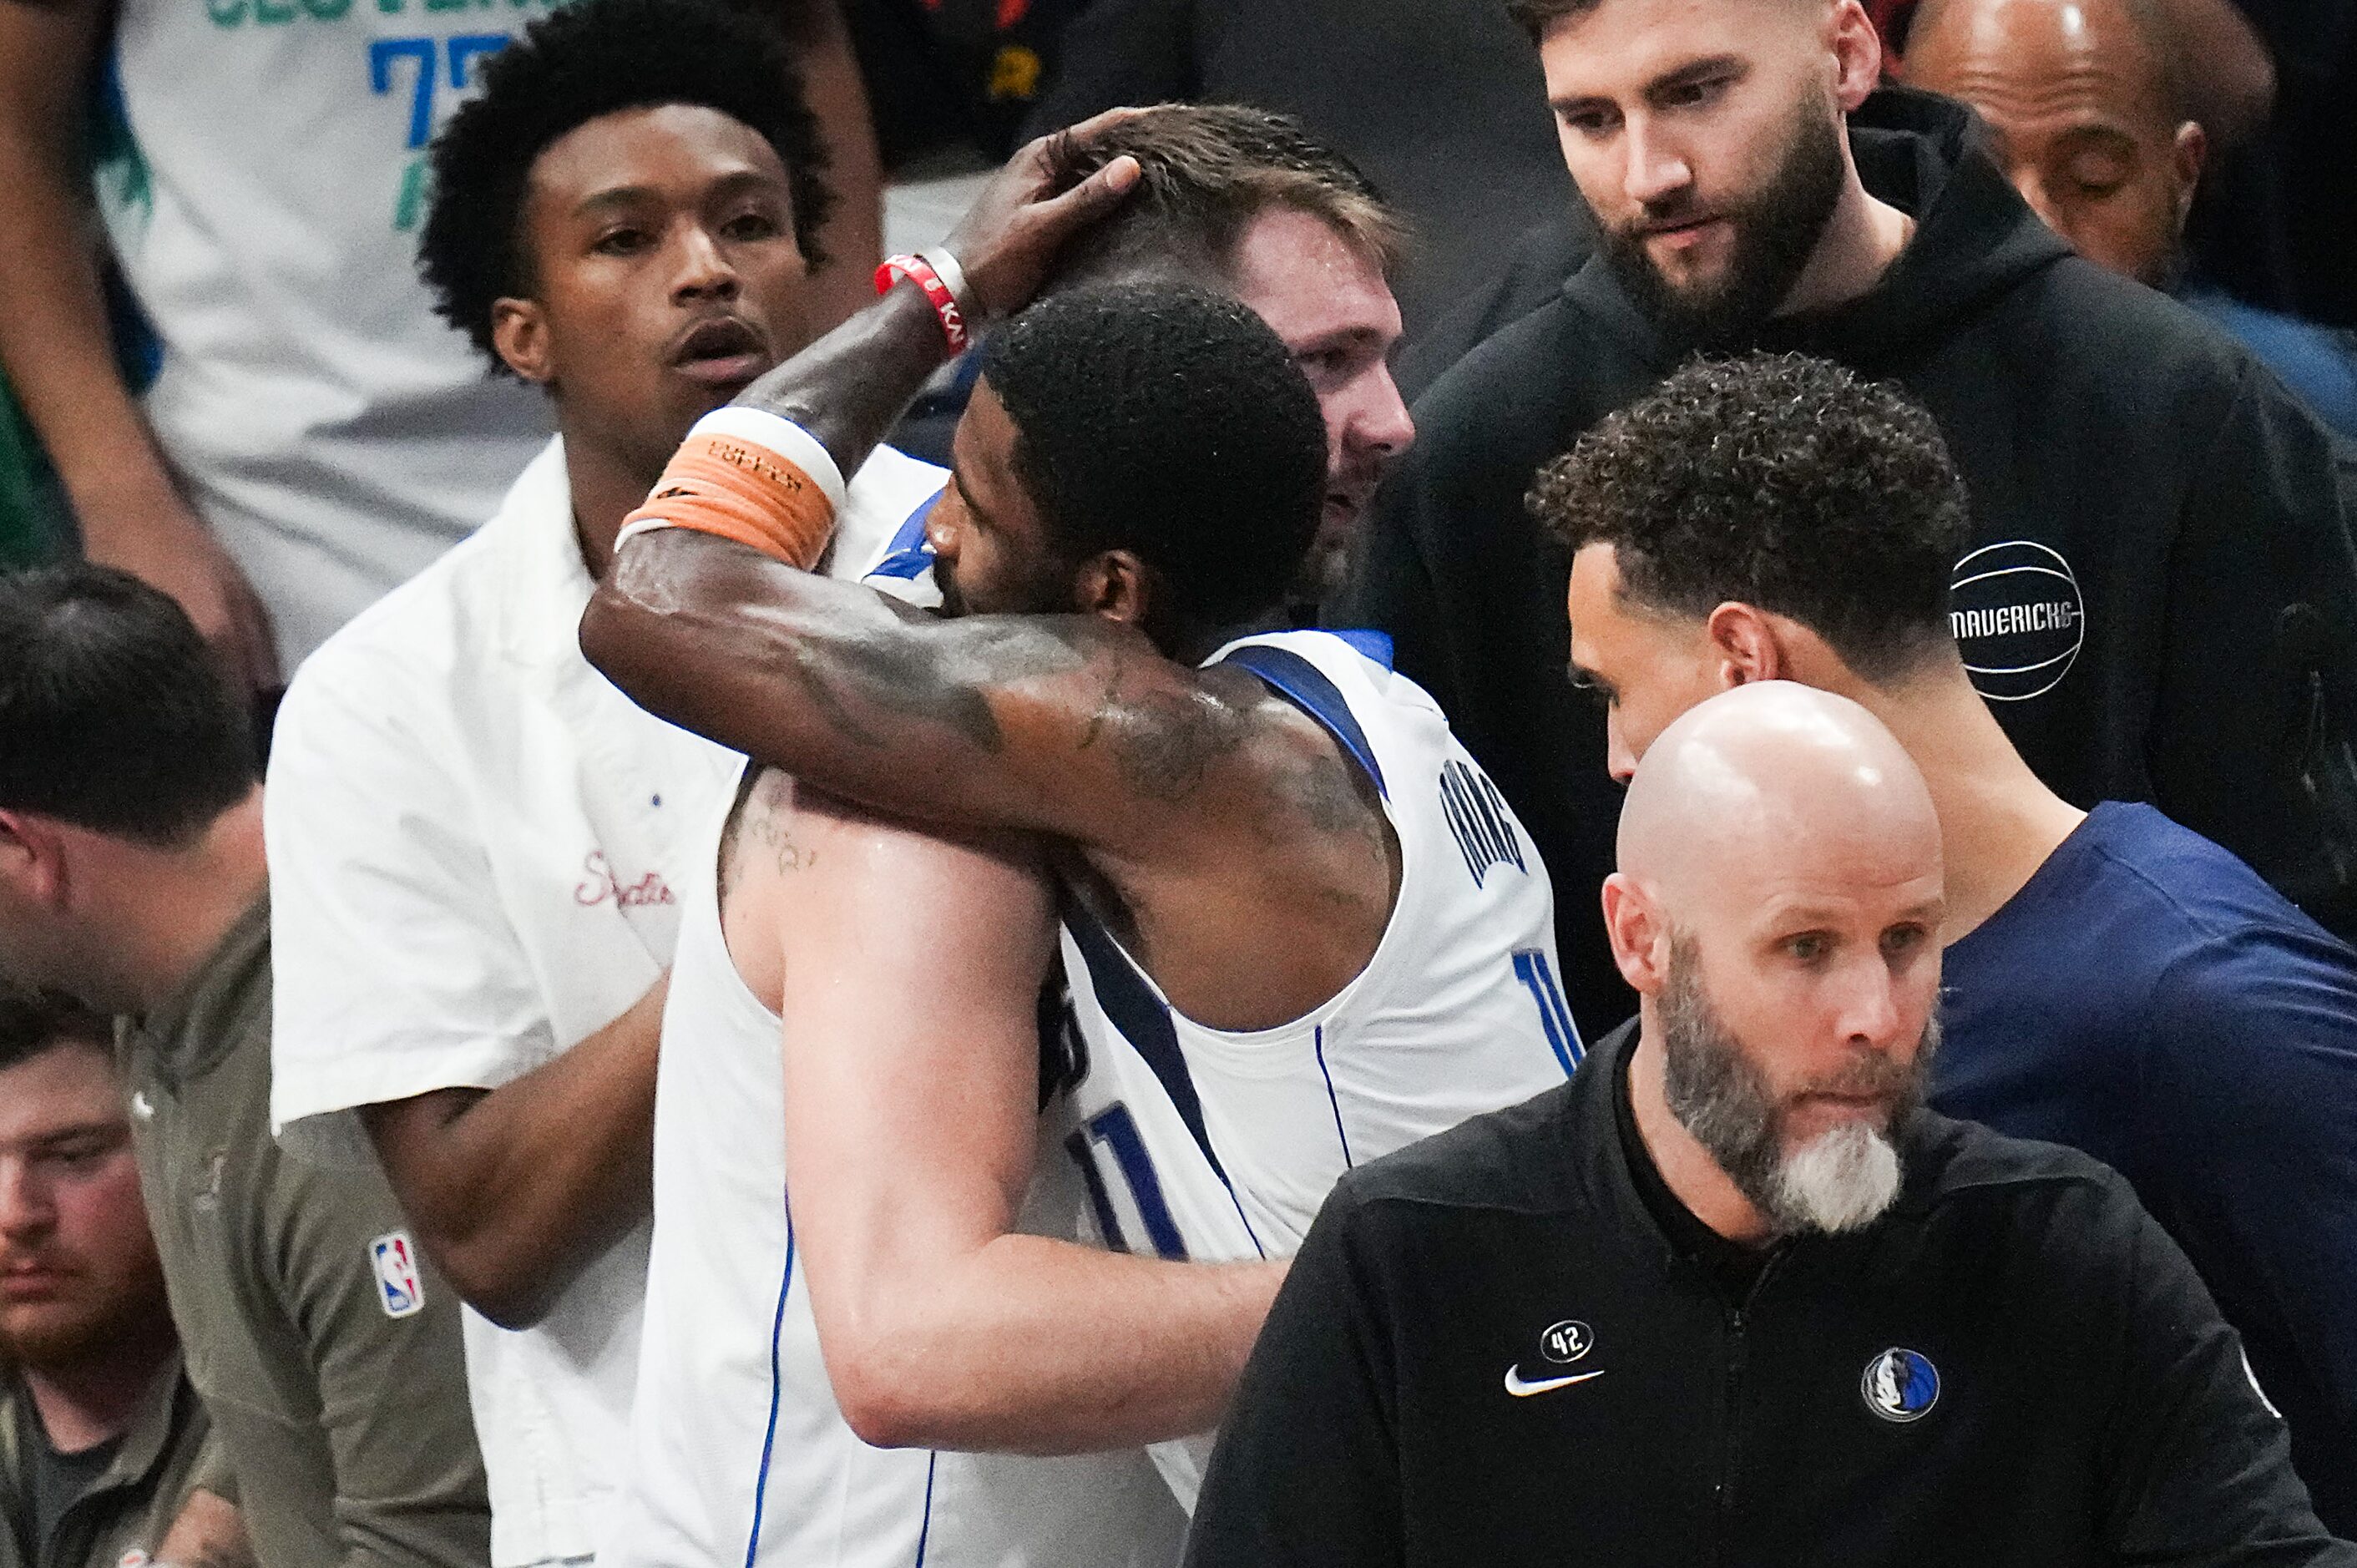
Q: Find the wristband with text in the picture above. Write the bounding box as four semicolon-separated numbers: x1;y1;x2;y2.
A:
876;250;974;353
615;407;844;568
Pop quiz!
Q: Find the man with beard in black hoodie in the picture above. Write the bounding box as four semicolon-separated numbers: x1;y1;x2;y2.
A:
1343;0;2357;1039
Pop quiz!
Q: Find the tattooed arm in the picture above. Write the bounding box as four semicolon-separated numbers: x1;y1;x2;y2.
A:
584;534;1266;848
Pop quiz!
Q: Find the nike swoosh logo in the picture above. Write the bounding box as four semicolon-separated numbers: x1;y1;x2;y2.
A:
1504;1366;1606;1398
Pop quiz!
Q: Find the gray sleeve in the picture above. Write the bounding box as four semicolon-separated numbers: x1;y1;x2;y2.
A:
265;1149;492;1567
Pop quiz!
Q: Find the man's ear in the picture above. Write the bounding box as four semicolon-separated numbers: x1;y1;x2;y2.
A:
1074;549;1151;625
2171;119;2208;230
1602;873;1670;995
1705;601;1786;687
0;810;64;907
1828;0;1884;112
490;297;554;386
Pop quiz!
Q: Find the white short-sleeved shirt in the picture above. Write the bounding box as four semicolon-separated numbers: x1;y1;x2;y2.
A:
266;434;948;1566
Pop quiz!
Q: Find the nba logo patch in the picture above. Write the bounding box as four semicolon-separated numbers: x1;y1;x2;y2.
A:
372;1231;426;1319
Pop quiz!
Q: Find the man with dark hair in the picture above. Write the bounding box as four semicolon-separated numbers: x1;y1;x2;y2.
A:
261;3;947;1560
0;991;247;1568
1903;0;2357;436
1183;683;2355;1566
0;0;884;685
583;133;1568;1550
0;563;493;1566
1344;0;2357;1044
1039;104;1417;610
1529;351;2357;1530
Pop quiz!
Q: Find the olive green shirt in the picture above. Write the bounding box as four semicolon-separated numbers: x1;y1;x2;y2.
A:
0;1355;215;1568
118;898;491;1568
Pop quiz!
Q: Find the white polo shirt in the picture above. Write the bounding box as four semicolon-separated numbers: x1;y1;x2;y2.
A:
265;433;947;1567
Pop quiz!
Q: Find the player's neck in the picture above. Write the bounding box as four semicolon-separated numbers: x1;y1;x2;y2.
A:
1869;672;2086;942
20;1321;174;1454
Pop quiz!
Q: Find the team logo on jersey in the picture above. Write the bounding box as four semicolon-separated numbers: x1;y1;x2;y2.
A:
1861;1347;1940;1423
1439;758;1526;888
371;1231;427;1319
1950;541;2085;702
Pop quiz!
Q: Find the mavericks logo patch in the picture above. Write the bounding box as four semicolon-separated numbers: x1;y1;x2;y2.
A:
1862;1347;1940;1423
1950;541;2084;702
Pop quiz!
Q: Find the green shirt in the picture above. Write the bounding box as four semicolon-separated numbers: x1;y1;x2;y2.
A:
0;1356;215;1568
119;897;490;1567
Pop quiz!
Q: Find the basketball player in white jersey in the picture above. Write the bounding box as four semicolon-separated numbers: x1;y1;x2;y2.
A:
584;112;1576;1515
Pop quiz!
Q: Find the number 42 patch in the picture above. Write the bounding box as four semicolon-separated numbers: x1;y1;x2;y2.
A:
371;1230;427;1318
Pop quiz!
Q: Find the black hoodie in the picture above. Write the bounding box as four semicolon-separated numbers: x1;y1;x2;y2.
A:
1345;89;2357;1051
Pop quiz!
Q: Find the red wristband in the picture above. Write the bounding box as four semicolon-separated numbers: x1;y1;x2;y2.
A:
876;252;972;353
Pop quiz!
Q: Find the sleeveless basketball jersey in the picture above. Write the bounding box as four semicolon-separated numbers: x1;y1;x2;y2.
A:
1055;630;1579;1500
609;760;1186;1568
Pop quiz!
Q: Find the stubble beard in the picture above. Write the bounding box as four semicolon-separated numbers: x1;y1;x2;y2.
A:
1656;935;1934;1238
1599;96;1851;351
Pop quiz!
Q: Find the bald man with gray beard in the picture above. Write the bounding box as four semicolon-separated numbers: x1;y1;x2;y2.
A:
1185;683;2352;1568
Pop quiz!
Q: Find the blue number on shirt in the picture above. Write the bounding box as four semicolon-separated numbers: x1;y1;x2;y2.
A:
1065;1104;1188;1261
369;38;438;149
1514;948;1582;1074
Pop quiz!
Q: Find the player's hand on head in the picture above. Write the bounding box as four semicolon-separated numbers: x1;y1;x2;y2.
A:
946;106;1144;322
83;488;281;693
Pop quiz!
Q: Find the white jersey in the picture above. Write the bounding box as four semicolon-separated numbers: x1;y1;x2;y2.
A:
1056;630;1577;1502
268;438;947;1566
611;792;1183;1562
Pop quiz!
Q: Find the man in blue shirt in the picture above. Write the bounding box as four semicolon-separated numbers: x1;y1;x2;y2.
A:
1532;348;2357;1530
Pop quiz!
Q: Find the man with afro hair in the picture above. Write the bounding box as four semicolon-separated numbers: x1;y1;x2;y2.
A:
0;0;880;684
261;3;933;1563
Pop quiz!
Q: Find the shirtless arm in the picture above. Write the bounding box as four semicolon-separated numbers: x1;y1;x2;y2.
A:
770;789;1282;1454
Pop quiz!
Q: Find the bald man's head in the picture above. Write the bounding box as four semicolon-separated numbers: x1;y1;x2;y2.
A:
1906;0;2203;286
1606;683;1945;1236
1619;683;1943;913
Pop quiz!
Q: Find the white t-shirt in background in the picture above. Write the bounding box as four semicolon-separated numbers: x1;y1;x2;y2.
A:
266;434;948;1566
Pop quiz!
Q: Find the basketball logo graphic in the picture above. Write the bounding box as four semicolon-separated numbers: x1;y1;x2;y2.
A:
1862;1348;1941;1424
1950;541;2085;702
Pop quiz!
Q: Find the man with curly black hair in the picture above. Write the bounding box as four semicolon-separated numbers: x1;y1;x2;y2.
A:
1533;351;2357;1530
0;0;880;686
260;3;941;1562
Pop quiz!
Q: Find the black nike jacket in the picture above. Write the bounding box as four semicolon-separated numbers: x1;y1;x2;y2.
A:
1184;1023;2354;1568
